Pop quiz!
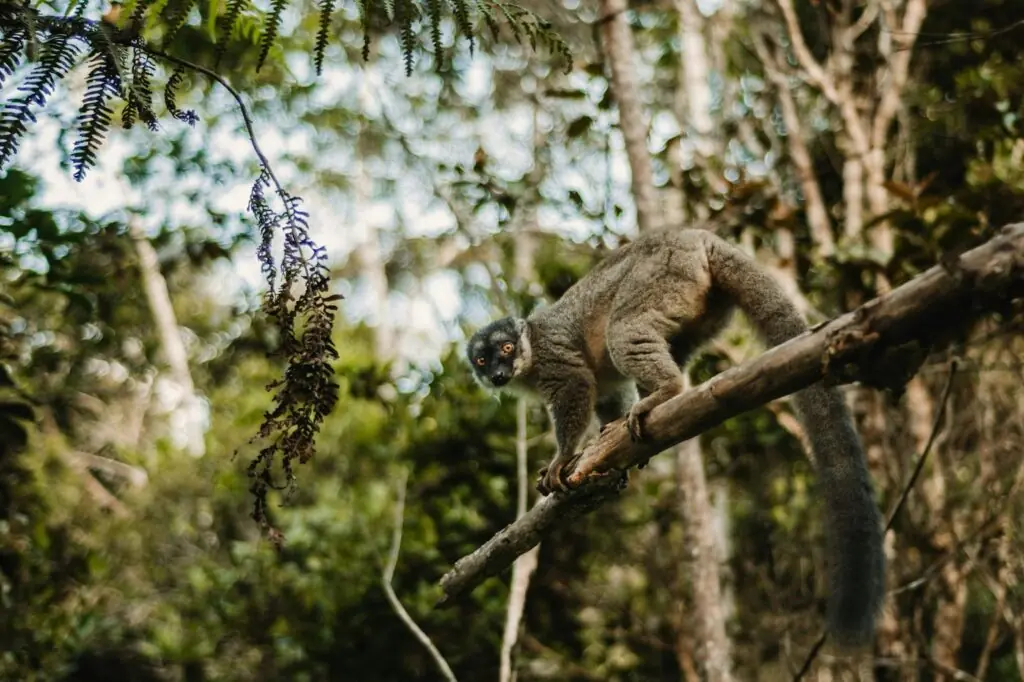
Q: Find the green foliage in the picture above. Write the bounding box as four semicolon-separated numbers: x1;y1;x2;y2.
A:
121;46;160;130
313;0;336;75
0;25;83;168
71;50;125;181
0;0;572;537
162;65;198;125
0;23;26;88
256;0;289;72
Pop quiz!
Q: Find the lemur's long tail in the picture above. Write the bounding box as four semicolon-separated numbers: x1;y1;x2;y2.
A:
703;230;886;647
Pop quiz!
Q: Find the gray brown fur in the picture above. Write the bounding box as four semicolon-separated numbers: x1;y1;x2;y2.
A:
466;227;885;646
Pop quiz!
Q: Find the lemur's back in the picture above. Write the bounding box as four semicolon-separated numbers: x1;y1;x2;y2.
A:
531;229;713;333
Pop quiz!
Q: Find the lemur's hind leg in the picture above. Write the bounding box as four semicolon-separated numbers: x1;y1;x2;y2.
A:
606;313;685;443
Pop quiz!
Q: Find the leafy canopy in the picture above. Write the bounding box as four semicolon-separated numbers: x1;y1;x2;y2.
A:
0;0;571;530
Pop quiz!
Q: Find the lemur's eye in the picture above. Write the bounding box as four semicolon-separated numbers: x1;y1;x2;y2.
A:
501;342;514;354
475;357;486;367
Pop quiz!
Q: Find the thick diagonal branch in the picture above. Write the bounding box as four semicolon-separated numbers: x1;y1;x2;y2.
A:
438;223;1024;605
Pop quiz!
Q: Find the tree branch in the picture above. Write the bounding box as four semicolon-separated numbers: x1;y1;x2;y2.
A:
870;0;928;151
438;223;1024;605
751;30;835;256
382;468;458;682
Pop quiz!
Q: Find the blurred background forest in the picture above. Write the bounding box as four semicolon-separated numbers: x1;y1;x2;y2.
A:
2;0;1024;680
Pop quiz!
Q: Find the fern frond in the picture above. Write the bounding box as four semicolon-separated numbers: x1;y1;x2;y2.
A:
214;0;248;68
356;0;371;62
476;1;500;41
394;0;416;76
164;66;199;125
161;0;198;43
71;50;123;181
424;0;443;69
257;0;289;72
122;87;137;129
122;46;158;130
249;171;279;296
491;1;521;43
0;26;26;90
447;0;474;55
247;171;340;529
0;32;82;169
130;0;159;23
476;1;572;73
313;0;336;75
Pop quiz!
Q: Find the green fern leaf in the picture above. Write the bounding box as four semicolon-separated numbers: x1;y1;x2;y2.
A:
71;50;122;181
161;0;197;43
214;0;248;68
476;0;500;41
130;0;160;23
123;46;158;130
356;0;372;62
394;0;416;76
491;1;522;44
164;66;199;125
314;0;336;75
447;0;474;55
256;0;289;72
0;32;82;169
424;0;443;69
0;27;26;90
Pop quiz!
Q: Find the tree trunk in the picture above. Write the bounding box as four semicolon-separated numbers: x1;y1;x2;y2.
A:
677;379;733;682
599;0;657;232
356;72;395;361
602;3;735;676
130;219;205;457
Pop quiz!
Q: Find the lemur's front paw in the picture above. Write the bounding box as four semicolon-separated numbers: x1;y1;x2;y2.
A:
626;405;650;442
536;455;579;495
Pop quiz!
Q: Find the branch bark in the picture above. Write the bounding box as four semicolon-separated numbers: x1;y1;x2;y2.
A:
438;223;1024;604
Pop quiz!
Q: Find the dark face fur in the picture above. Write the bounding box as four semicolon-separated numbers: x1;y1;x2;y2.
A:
466;317;524;389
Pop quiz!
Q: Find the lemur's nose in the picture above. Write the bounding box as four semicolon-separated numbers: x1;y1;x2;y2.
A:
491;370;509;386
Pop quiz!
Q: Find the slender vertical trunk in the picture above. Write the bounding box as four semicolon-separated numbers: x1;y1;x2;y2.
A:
599;0;657;231
130;219;205;457
600;4;732;676
677;382;732;682
357;73;394;362
841;155;864;240
499;399;540;682
675;0;714;160
499;106;544;682
774;89;835;256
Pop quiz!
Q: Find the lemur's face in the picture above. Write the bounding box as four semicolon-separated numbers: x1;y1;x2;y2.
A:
467;317;524;389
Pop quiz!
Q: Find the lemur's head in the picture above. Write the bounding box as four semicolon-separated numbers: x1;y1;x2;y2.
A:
466;316;531;389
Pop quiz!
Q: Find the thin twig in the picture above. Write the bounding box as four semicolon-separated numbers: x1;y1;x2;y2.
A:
142;49;280;200
381;468;458;682
791;633;826;681
884;359;958;529
144;47;315;276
